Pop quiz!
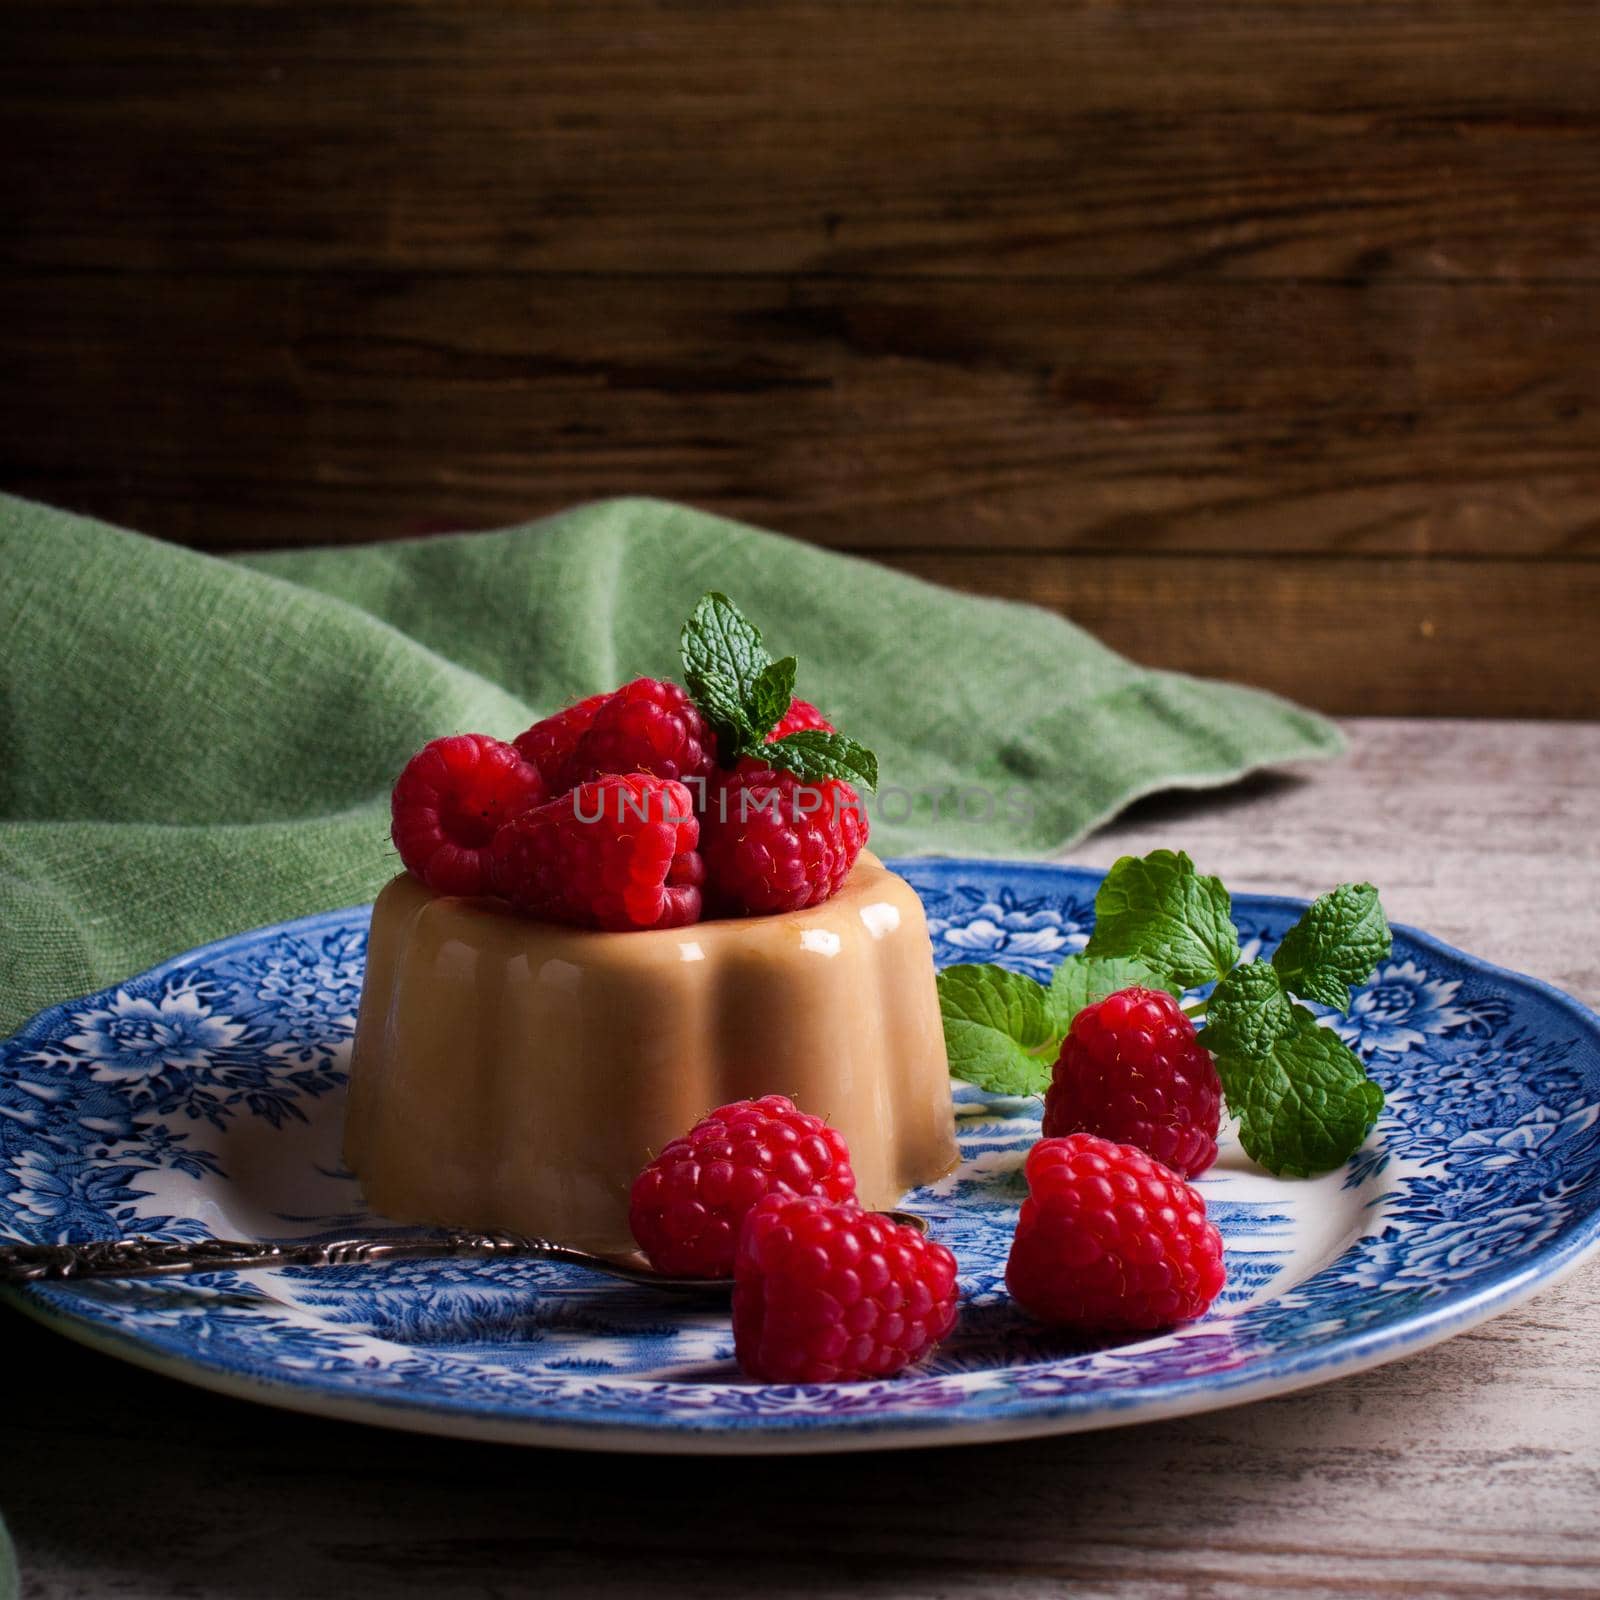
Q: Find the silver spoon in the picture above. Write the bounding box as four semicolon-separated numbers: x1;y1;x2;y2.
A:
0;1211;930;1296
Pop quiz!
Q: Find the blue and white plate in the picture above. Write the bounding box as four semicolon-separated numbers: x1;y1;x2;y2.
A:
4;860;1599;1453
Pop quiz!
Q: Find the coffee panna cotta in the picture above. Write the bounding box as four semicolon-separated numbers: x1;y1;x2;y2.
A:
345;853;959;1254
343;593;959;1255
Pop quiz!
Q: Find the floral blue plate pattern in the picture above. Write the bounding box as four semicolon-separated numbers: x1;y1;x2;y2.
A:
3;859;1598;1453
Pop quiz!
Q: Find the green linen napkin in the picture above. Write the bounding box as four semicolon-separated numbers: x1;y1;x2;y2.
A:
0;1512;16;1600
0;493;1340;1035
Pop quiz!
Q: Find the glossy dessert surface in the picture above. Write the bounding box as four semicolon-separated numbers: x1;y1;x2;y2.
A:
345;853;959;1253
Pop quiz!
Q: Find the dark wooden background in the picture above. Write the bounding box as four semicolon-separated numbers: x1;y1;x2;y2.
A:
4;1;1599;716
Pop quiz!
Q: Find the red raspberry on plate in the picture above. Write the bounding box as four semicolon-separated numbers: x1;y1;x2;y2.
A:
1043;986;1223;1179
512;691;614;790
1006;1133;1226;1333
390;733;545;897
733;1196;960;1382
767;697;835;741
629;1095;856;1277
699;758;868;915
489;773;702;930
563;677;716;791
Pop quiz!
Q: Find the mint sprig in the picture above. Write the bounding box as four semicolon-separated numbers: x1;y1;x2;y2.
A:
1271;882;1391;1012
681;592;771;718
938;965;1061;1096
935;850;1394;1177
1210;1003;1386;1179
937;953;1177;1096
761;728;879;790
1085;849;1239;988
1206;960;1296;1057
678;592;877;789
1047;953;1181;1028
749;657;798;739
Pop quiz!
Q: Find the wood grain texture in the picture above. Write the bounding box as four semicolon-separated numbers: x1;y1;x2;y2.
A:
3;719;1597;1600
6;272;1600;560
6;2;1600;281
895;555;1600;720
5;268;1597;716
3;2;1600;715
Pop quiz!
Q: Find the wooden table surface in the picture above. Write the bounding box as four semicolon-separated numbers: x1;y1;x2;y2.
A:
3;717;1597;1599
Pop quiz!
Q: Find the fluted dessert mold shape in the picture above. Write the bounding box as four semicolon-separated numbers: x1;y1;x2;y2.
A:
344;853;960;1253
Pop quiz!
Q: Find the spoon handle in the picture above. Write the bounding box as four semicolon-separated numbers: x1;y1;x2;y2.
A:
0;1230;689;1287
0;1210;923;1290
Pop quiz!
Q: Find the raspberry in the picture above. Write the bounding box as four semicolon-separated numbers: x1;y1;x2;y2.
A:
564;677;716;791
767;697;835;741
512;691;614;789
1043;986;1223;1179
1006;1134;1226;1333
629;1095;856;1277
699;759;868;916
489;773;702;930
733;1196;960;1382
390;734;545;897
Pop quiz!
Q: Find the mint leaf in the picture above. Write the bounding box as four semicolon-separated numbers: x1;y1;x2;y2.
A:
1209;1006;1385;1177
1272;883;1393;1012
1086;850;1240;988
1047;953;1180;1034
765;730;879;792
1205;961;1296;1057
680;592;772;712
678;592;880;783
747;656;797;741
692;667;758;752
937;964;1059;1096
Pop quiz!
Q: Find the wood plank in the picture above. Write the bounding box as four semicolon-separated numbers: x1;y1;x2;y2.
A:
887;552;1600;719
4;271;1599;562
5;2;1600;280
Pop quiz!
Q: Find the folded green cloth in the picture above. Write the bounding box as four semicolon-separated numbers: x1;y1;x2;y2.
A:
0;493;1340;1035
0;1512;16;1600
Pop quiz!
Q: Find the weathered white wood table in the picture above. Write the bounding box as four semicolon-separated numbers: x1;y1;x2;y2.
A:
3;719;1596;1599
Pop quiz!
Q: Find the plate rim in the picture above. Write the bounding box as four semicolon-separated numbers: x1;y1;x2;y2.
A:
12;1231;1600;1456
4;857;1599;1454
